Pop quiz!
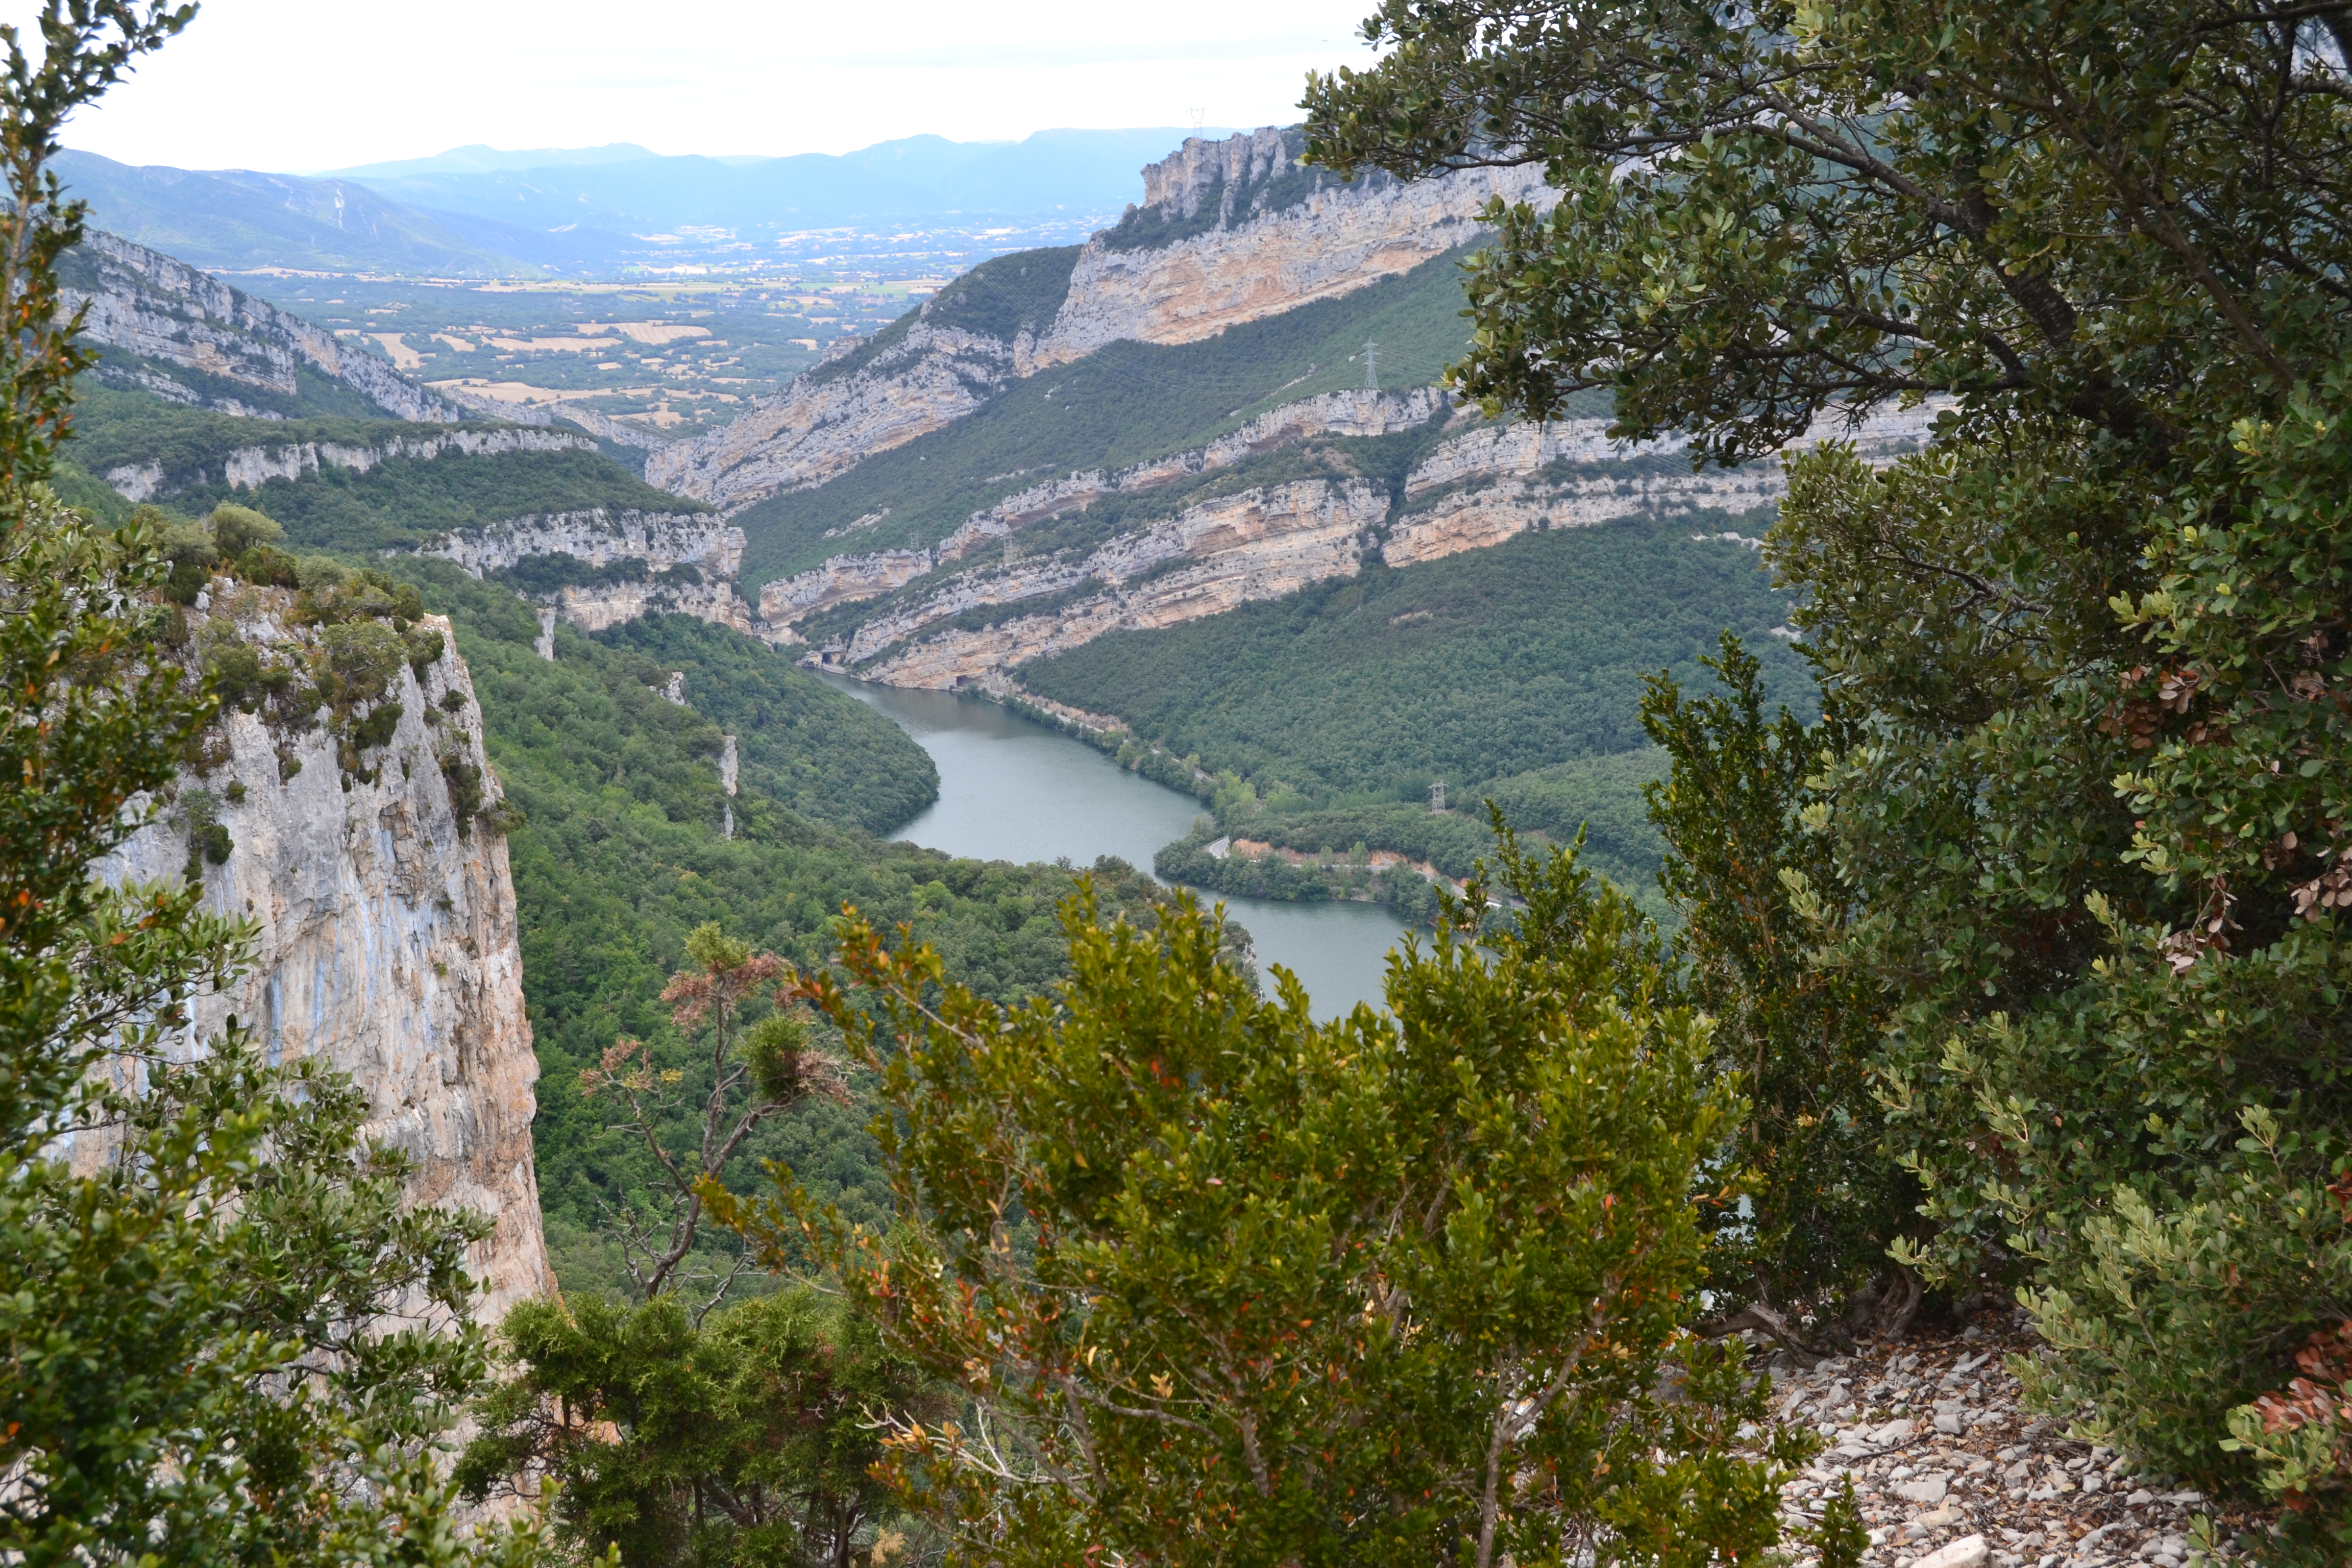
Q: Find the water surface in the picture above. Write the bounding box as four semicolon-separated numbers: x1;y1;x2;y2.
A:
823;677;1409;1019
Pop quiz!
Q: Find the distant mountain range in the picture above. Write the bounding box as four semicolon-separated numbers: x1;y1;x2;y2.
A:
54;129;1240;279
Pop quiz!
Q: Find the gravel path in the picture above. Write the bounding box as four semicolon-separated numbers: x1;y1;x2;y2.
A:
1768;1325;2232;1568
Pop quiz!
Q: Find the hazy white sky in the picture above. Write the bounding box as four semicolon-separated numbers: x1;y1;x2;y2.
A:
9;0;1383;172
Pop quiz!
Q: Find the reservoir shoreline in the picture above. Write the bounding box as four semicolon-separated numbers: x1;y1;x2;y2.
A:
818;675;1409;1020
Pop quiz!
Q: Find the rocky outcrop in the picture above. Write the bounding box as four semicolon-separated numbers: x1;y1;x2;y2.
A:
935;387;1449;562
1030;130;1550;366
419;508;742;580
437;387;676;452
1766;1325;2222;1568
103;424;595;504
1381;402;1945;568
163;427;594;499
759;548;938;626
61;229;464;422
646;320;1027;510
643;128;1528;512
856;479;1386;687
553;575;756;637
100;600;553;1321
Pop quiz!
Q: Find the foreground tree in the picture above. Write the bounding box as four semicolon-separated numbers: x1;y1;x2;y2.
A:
459;1287;941;1568
717;840;1806;1568
1306;0;2352;1551
0;7;549;1563
581;920;847;1311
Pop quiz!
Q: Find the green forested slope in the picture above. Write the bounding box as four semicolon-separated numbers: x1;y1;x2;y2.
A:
64;389;700;553
403;568;1170;1295
595;615;937;835
1023;518;1809;797
731;245;1507;591
1019;518;1804;914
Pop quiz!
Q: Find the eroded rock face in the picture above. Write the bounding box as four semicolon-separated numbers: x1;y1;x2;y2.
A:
1381;402;1945;568
935;387;1449;564
860;479;1387;687
61;229;464;423
759;549;938;626
1032;131;1551;365
553;575;756;637
645;321;1025;511
420;509;743;580
102;604;553;1321
641;128;1531;513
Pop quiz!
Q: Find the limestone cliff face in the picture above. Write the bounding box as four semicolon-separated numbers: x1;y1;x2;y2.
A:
934;387;1448;563
856;479;1387;687
60;229;464;423
807;399;1941;686
758;548;936;626
1381;402;1945;568
755;388;1445;634
103;599;553;1321
644;321;1024;511
110;426;598;505
421;509;743;580
414;508;752;639
643;128;1525;512
552;575;755;636
1030;131;1549;366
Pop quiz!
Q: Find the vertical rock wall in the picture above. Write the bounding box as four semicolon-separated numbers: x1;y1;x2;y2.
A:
104;607;555;1321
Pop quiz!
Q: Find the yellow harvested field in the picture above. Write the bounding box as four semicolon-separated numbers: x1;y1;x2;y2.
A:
426;378;659;405
485;335;616;354
368;332;423;370
583;321;712;346
433;333;476;352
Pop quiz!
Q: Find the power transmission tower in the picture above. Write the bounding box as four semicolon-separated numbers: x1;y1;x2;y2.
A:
1363;339;1379;391
1430;779;1447;813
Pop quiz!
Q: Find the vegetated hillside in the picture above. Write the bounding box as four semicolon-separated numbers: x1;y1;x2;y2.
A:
400;565;1180;1297
729;244;1488;591
1021;517;1809;908
595;615;937;835
1023;516;1811;796
60;230;467;423
65;388;698;553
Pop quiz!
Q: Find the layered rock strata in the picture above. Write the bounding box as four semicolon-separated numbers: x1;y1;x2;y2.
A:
62;229;464;422
855;479;1387;688
420;509;742;580
107;426;598;503
759;549;938;626
1382;402;1944;569
646;321;1029;509
645;127;1535;513
1033;135;1549;367
810;399;1941;685
933;387;1448;564
755;387;1448;632
100;599;553;1321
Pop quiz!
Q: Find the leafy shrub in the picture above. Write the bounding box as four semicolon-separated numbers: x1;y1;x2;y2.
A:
725;831;1809;1568
205;503;281;558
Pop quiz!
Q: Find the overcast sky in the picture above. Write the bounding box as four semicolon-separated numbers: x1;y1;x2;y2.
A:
8;0;1382;172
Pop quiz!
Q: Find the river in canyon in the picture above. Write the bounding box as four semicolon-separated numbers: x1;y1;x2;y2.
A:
822;676;1410;1020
